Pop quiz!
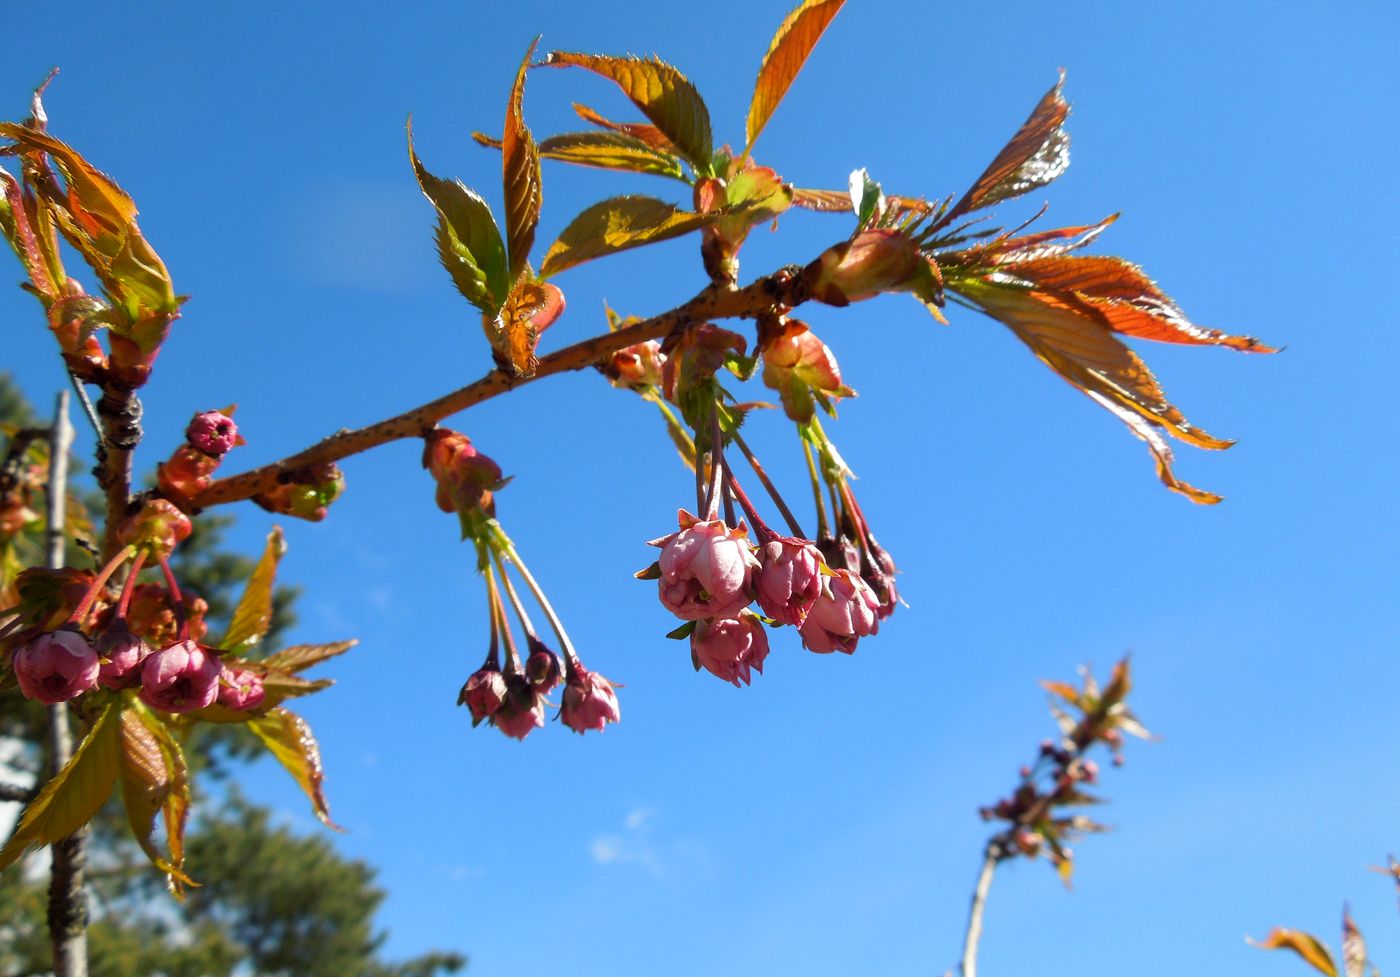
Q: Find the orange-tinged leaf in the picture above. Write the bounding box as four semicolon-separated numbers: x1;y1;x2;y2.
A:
571;103;678;154
247;707;340;829
503;38;543;282
541;195;720;278
1041;679;1083;706
985;215;1118;264
474;129;688;182
118;703;195;892
544;54;713;170
0;124;136;237
745;0;846;152
486;277;564;377
1002;256;1275;352
261;639;357;674
792;187;853;212
1250;929;1339;977
948;74;1070;220
220;526;285;654
958;277;1232;501
0;703;120;869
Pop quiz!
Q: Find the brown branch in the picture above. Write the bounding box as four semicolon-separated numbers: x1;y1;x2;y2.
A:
0;781;36;803
190;268;809;510
960;839;1005;977
94;382;141;560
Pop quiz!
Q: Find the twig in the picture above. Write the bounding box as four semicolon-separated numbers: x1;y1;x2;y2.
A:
94;382;141;560
66;373;102;441
190;269;810;511
0;782;36;803
960;841;1004;977
43;389;90;977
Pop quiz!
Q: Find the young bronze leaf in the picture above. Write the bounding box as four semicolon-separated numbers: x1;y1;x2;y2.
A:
1001;255;1276;352
792;187;855;212
544;54;713;171
1250;929;1339;977
572;102;678;153
984;215;1118;264
261;639;357;674
487;277;563;377
541;195;720;278
745;0;845;152
1085;389;1222;504
219;525;285;654
0;702;120;869
503;38;543;283
947;74;1070;221
118;703;194;890
407;119;509;316
247;707;341;829
475;130;687;181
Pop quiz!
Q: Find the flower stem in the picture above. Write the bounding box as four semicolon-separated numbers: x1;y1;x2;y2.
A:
112;551;146;624
66;545;136;627
800;432;828;541
702;397;726;522
731;430;805;538
156;554;189;641
477;543;500;669
483;558;519;671
490;524;580;669
493;550;540;644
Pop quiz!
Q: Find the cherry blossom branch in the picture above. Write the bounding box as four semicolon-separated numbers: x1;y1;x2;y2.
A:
189;268;810;510
960;840;1005;977
94;382;141;560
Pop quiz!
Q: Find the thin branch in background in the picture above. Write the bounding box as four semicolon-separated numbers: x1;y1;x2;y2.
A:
65;372;101;441
957;658;1150;977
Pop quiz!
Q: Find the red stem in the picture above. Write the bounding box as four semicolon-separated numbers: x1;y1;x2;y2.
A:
66;545;133;627
112;551;146;623
156;554;189;641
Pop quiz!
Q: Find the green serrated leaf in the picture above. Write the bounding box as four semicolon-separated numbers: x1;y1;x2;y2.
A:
541;195;719;278
118;702;195;891
220;526;285;655
247;707;341;830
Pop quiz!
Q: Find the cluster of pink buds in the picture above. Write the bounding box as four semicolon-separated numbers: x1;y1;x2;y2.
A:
4;507;266;715
157;408;243;507
425;427;620;739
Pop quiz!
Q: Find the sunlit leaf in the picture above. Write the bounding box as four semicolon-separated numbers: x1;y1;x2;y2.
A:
1250;929;1339;977
541;195;719;278
0;703;120;869
407;119;509;315
486;277;565;377
219;526;285;654
503;38;543;282
947;73;1070;221
475;129;688;182
544;53;713;170
849;168;885;228
956;277;1231;503
247;707;341;829
1041;679;1083;707
261;639;357;674
984;215;1118;263
118;703;194;892
1000;255;1275;352
571;103;678;154
745;0;846;152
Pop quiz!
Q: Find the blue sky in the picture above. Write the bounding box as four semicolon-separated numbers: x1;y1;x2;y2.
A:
4;1;1398;975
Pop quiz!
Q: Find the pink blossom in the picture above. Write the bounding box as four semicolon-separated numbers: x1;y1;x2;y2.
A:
95;629;152;690
754;537;824;626
459;665;508;726
691;613;770;687
760;320;854;423
605;339;665;388
651;510;759;621
422;429;503;517
12;630;99;704
799;569;881;655
185;410;239;456
561;665;621;734
217;666;266;711
525;643;563;694
492;674;545;740
139;640;222;713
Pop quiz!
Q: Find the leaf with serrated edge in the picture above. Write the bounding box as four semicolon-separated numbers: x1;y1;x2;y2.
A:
248;707;341;829
0;703;120;869
1250;929;1339;977
544;54;713;170
541;195;719;278
261;639;357;673
746;0;845;152
473;130;687;182
503;38;542;282
947;74;1069;220
1000;255;1275;352
220;526;285;654
572;103;677;153
407;119;509;315
118;703;194;890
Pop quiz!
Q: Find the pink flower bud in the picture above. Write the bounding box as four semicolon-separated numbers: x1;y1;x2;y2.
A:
525;642;563;694
217;666;266;711
691;613;770;687
754;537;824;626
117;499;192;560
803;228;943;308
139;640;222;713
605;339;666;388
157;445;220;503
12;630;99;703
459;665;508;726
422;430;503;517
760;320;854;423
95;629;152;690
491;674;545;740
561;665;621;734
185;410;240;456
650;510;759;621
798;569;881;655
